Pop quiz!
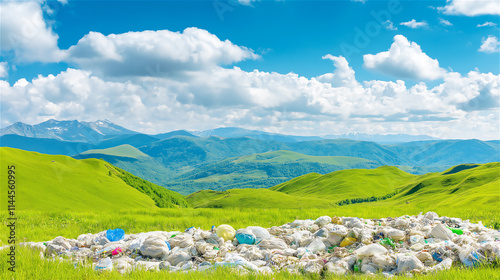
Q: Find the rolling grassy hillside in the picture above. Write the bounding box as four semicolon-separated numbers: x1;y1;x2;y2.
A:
188;162;500;211
166;150;378;195
0;147;186;211
74;144;176;187
387;162;500;209
187;189;336;209
233;150;370;164
270;165;416;199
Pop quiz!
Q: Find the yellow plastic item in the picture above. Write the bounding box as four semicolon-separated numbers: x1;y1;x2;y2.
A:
339;237;357;247
216;224;236;241
332;216;342;225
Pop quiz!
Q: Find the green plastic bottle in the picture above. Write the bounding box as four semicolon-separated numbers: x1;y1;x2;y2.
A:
447;227;464;235
380;238;396;249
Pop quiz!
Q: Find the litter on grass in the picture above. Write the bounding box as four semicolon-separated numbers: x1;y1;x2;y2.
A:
8;212;500;277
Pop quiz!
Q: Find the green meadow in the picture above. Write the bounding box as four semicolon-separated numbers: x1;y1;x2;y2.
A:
0;147;499;279
1;245;499;280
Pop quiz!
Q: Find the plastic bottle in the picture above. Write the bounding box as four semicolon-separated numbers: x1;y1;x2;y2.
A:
447;227;464;235
339;237;356;247
380;238;396;249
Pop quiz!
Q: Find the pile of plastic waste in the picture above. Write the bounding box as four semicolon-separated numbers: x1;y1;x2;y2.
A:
14;212;500;276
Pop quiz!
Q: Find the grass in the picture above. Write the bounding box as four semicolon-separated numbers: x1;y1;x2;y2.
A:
233;150;371;165
79;144;150;159
0;147;157;211
270;166;416;200
188;163;499;213
0;147;187;211
193;170;268;183
187;189;336;208
1;202;498;244
0;245;499;280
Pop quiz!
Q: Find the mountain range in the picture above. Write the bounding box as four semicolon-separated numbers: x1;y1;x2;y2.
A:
1;119;499;195
0;119;135;143
1;119;442;143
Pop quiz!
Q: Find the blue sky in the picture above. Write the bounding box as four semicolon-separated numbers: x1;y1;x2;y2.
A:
1;0;499;139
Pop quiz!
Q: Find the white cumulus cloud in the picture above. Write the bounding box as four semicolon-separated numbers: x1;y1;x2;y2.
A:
2;60;499;139
64;28;259;77
439;0;500;16
479;35;500;53
316;55;360;89
400;19;429;29
0;1;63;62
363;35;447;80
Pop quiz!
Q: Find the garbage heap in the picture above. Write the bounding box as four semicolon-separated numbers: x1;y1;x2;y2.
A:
19;212;500;276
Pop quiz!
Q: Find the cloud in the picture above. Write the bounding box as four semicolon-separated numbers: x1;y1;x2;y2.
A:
64;28;259;77
477;22;497;27
0;62;8;78
436;71;500;111
439;0;500;16
383;20;397;30
351;0;366;3
316;55;360;88
0;1;63;62
400;19;429;29
479;35;500;53
439;18;453;26
2;60;498;139
363;35;447;80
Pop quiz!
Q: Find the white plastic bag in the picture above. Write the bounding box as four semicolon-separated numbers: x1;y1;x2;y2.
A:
387;229;405;241
167;251;191;266
306;238;326;253
315;216;332;227
430;224;453;241
169;234;194;248
397;255;424;274
247;226;271;241
355;244;387;257
259;238;288;250
139;236;170;258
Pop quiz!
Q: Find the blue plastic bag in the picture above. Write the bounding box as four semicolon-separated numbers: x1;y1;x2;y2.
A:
462;251;480;267
106;228;125;242
432;252;443;262
235;232;256;245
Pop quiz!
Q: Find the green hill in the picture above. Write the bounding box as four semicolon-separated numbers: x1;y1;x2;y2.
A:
166;150;377;195
74;145;176;188
0;147;187;211
79;144;149;158
270;165;416;200
387;162;500;209
187;189;336;209
233;150;370;165
187;163;500;210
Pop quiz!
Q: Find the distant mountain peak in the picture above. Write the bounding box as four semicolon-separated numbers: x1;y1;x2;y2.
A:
0;119;137;143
